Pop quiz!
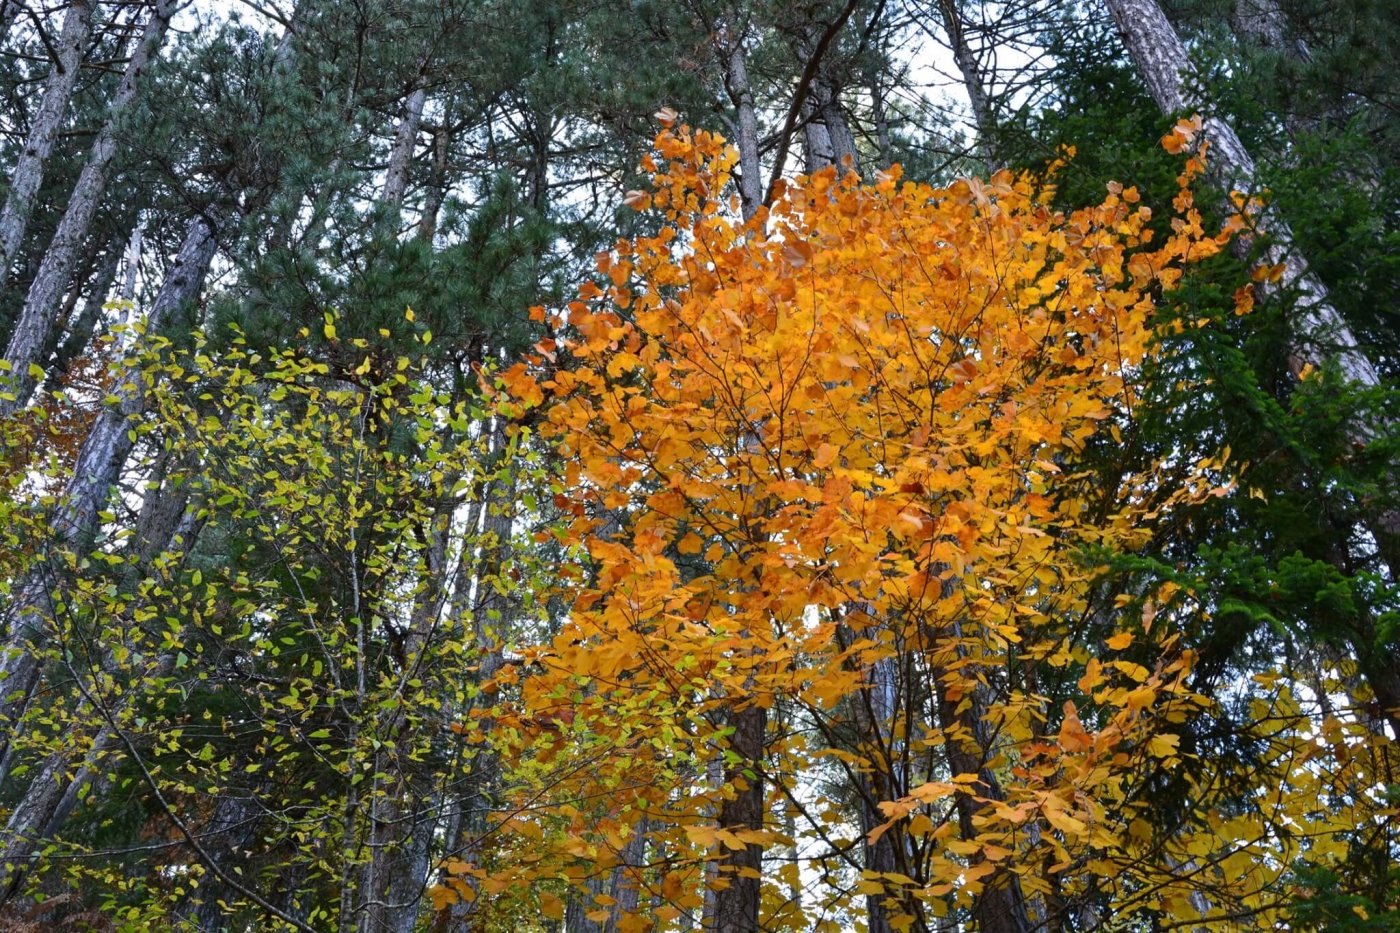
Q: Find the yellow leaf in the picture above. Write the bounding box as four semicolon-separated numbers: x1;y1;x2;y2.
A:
1146;733;1179;758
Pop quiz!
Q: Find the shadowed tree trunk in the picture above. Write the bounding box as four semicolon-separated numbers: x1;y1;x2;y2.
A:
0;0;23;39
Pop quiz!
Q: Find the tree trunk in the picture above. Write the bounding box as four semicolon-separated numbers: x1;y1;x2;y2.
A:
417;113;453;244
609;816;649;926
439;423;516;929
0;714;109;902
0;0;96;284
0;206;226;761
934;669;1031;933
790;21;859;176
854;656;903;933
0;489;198;904
359;506;452;933
936;0;998;166
719;26;763;222
182;792;263;929
43;231;121;392
2;0;173;414
380;58;429;212
712;700;765;933
0;0;22;39
1230;0;1310;62
1105;0;1400;732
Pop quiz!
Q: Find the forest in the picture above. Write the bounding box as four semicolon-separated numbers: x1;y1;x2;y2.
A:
0;0;1397;929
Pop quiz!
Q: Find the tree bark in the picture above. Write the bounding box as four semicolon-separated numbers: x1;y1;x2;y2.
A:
438;422;516;930
934;671;1030;933
0;714;115;903
359;506;452;933
0;0;96;284
936;0;998;166
0;206;227;762
380;56;429;213
719;25;763;222
853;665;900;933
712;700;765;933
0;0;22;39
417;113;452;244
2;0;173;415
793;13;861;177
1104;0;1400;733
1230;0;1310;62
43;230;122;391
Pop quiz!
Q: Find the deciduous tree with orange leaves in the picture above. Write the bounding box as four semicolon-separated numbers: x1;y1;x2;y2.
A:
438;116;1396;932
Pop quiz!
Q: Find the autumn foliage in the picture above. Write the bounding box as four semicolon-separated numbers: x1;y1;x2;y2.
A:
406;118;1400;930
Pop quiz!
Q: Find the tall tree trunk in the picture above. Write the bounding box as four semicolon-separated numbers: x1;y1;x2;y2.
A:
1104;0;1400;733
1230;0;1310;62
712;700;766;933
0;712;116;903
0;480;198;903
787;18;859;176
854;656;904;933
380;54;430;213
417;112;453;244
866;64;893;167
935;0;998;166
0;0;22;39
359;506;452;933
438;420;516;929
0;206;227;765
934;670;1031;933
719;25;763;221
44;230;122;391
0;0;95;284
2;0;173;415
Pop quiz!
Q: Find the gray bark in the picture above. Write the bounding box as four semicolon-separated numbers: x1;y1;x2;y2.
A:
359;509;452;933
1105;0;1400;732
0;206;226;764
934;673;1030;933
439;424;516;929
0;716;115;902
417;116;452;244
719;26;763;221
866;66;892;167
0;0;95;283
855;656;902;933
936;0;998;166
0;490;198;904
380;76;428;211
44;231;121;390
2;0;173;415
189;793;263;929
0;0;22;39
790;22;859;176
1230;0;1311;62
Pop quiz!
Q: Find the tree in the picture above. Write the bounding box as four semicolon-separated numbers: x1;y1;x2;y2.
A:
427;116;1390;932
